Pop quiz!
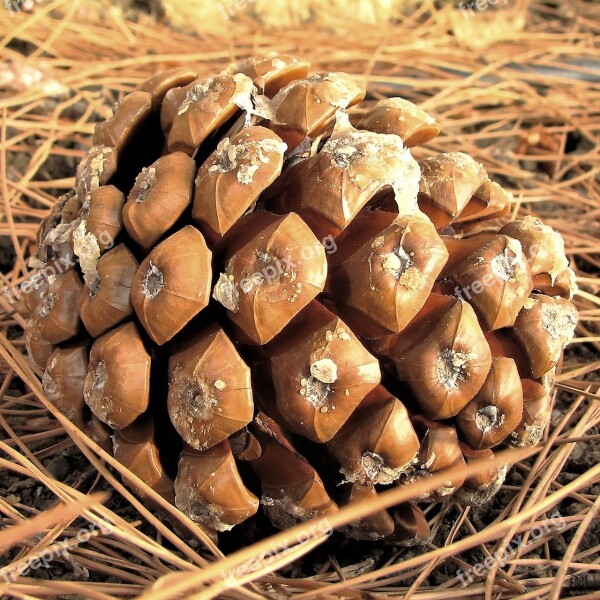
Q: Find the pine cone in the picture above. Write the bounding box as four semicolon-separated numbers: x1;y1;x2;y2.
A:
26;53;578;542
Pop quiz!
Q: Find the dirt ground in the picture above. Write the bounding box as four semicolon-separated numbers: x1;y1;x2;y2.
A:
1;1;599;597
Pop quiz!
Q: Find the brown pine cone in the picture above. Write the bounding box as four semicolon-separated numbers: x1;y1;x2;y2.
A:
25;53;578;544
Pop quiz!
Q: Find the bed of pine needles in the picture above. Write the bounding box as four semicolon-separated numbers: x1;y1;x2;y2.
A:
0;1;599;598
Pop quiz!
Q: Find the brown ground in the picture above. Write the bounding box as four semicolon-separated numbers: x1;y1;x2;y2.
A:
0;1;599;599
